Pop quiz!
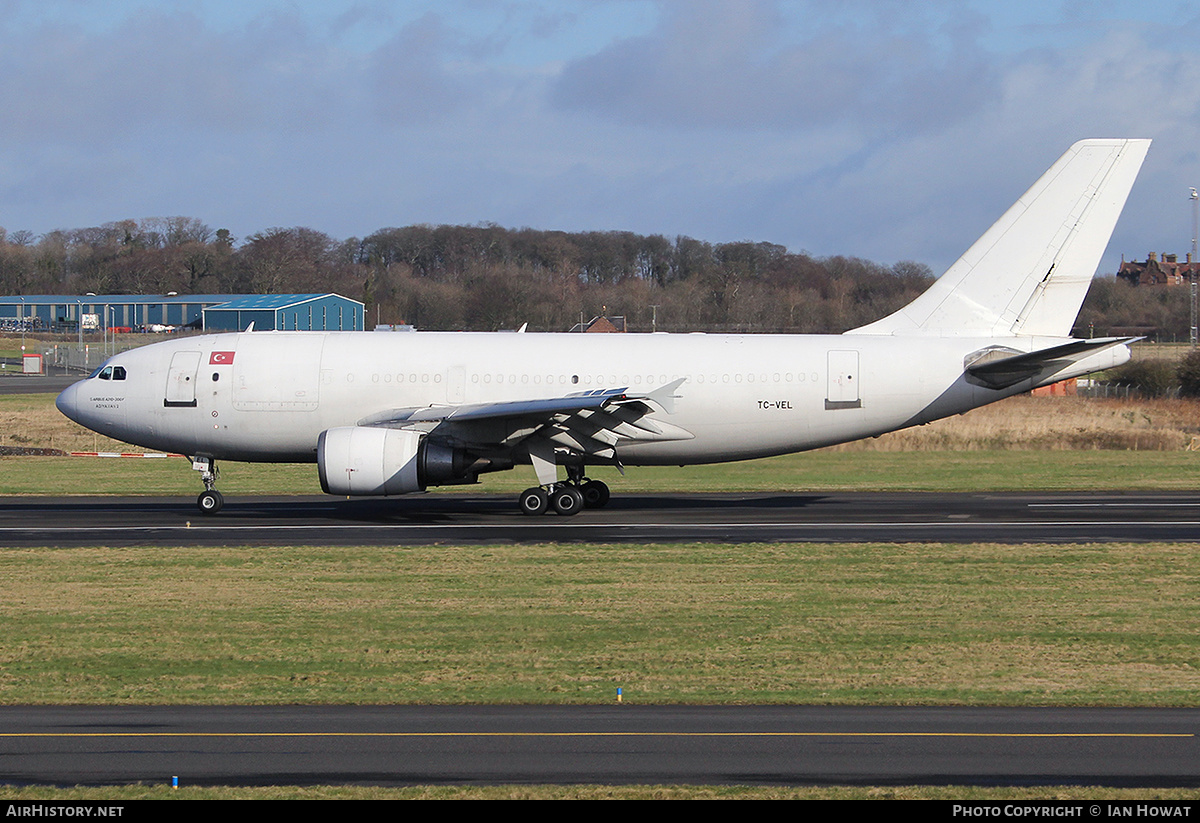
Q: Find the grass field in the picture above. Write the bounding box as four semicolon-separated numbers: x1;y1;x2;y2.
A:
4;388;1200;495
3;784;1199;800
5;448;1200;496
8;389;1200;454
1;540;1197;706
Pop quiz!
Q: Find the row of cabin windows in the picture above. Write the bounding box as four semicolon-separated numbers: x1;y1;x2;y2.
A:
92;364;821;387
367;372;823;386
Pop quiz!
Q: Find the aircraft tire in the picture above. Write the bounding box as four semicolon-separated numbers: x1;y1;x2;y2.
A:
518;487;549;516
197;489;224;515
581;480;610;508
550;485;585;516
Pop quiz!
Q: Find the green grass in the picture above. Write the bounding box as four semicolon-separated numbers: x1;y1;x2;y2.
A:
1;541;1197;706
4;448;1200;496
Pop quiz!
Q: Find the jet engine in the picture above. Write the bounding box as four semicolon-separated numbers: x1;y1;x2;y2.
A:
317;426;481;496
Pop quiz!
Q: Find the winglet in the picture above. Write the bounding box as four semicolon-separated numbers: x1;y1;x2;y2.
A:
641;377;686;414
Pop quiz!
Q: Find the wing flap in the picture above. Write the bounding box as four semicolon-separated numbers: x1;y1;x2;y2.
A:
357;381;693;460
358;387;630;427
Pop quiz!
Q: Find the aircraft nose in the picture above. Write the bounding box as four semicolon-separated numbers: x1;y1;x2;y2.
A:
55;381;83;424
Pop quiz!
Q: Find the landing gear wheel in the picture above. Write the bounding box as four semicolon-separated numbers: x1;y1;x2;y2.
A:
550;485;585;516
197;489;224;515
580;480;610;509
518;487;549;516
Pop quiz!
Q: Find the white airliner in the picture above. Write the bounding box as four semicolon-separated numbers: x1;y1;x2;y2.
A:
56;138;1151;515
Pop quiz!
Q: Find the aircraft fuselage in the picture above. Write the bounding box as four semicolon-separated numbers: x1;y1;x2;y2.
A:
55;329;1128;466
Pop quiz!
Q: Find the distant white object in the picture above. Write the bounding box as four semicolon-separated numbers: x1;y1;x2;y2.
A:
22;354;42;375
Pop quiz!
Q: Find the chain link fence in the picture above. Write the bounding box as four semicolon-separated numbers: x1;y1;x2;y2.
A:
23;340;151;375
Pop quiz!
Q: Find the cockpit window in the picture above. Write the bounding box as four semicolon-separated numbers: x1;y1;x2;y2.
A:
97;366;112;380
92;365;126;381
112;366;126;381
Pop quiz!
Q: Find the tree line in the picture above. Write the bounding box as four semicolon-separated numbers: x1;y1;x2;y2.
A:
0;217;1190;337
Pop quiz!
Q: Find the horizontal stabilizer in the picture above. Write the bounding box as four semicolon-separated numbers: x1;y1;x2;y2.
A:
964;337;1136;389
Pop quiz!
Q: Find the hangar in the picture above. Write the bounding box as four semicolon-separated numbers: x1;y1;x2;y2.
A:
202;294;364;332
0;293;363;332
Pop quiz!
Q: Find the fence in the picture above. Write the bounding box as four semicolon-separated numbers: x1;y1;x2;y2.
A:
1076;382;1183;401
36;340;150;374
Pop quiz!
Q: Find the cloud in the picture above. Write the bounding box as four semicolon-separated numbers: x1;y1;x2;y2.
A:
2;0;1199;280
367;13;479;125
0;8;358;142
549;0;1000;134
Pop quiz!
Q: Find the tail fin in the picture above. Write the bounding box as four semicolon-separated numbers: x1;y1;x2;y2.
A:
850;139;1151;337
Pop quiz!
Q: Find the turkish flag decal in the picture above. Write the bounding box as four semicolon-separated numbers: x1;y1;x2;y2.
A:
209;351;235;365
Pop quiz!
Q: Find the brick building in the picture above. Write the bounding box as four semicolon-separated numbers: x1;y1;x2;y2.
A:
1117;252;1199;286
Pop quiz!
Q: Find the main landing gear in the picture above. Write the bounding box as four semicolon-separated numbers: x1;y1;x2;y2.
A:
192;456;224;514
518;472;610;517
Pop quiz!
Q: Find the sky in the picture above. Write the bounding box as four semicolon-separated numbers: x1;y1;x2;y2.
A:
2;0;1199;276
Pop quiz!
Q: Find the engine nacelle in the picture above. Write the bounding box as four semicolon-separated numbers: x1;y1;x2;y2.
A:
317;427;478;496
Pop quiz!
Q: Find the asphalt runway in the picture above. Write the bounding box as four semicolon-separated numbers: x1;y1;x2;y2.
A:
1;490;1199;546
2;705;1197;787
0;372;78;395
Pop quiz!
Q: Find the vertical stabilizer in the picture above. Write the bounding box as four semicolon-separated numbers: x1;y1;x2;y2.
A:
850;139;1150;337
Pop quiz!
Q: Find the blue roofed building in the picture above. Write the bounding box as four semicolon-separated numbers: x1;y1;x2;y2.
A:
0;293;364;332
202;293;364;332
0;294;229;331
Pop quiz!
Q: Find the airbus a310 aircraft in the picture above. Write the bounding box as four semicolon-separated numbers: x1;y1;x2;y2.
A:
56;138;1151;515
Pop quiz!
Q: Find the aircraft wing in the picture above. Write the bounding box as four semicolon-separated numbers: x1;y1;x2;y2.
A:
361;386;633;424
356;378;692;473
964;337;1137;389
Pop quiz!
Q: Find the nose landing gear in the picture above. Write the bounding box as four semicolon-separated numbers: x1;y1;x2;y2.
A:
192;456;223;514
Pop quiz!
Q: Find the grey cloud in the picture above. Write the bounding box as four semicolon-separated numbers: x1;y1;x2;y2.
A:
0;5;507;146
367;13;478;125
0;9;358;142
549;0;1000;133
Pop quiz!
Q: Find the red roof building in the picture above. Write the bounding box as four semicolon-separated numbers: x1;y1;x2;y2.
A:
1117;252;1199;286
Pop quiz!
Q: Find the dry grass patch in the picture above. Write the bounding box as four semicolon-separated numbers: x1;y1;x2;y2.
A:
8;391;1200;455
0;393;134;454
829;395;1200;451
